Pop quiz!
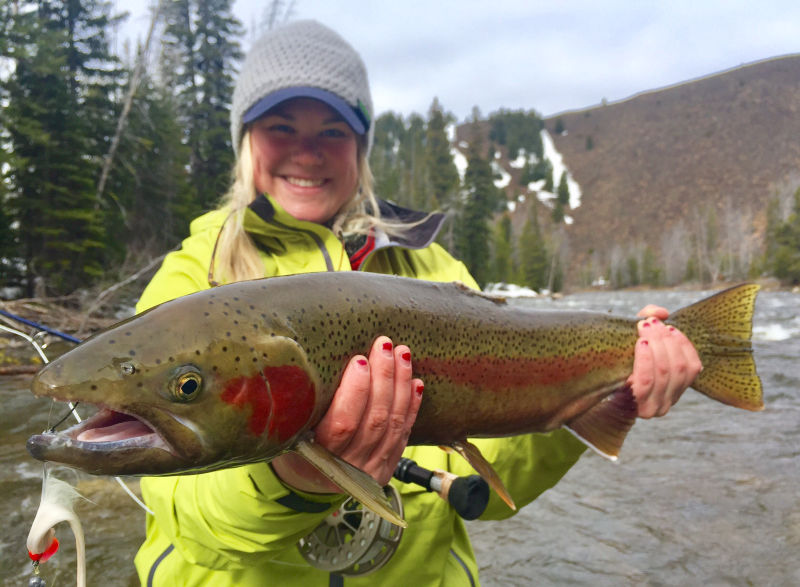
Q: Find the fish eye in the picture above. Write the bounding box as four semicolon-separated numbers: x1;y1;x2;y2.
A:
171;369;203;402
121;363;136;375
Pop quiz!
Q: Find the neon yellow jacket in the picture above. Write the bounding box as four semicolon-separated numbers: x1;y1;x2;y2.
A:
134;195;586;586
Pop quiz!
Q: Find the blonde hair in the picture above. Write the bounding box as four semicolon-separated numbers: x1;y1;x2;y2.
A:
211;130;388;284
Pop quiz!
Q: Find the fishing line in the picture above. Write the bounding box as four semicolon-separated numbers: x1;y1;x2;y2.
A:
48;403;82;432
2;322;154;515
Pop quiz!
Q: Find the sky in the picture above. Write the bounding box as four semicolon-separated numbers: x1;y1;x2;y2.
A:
115;0;800;121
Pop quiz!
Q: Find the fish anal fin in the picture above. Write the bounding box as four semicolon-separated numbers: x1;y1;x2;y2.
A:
565;384;638;461
449;439;516;511
292;435;407;528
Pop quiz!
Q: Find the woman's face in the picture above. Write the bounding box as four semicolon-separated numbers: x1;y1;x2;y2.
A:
249;97;360;224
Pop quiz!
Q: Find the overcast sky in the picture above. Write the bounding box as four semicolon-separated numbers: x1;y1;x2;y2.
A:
117;0;800;121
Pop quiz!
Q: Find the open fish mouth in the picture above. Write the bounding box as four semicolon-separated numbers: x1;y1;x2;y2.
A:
30;407;172;454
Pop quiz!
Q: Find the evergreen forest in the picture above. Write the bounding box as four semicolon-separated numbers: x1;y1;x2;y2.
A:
1;1;799;301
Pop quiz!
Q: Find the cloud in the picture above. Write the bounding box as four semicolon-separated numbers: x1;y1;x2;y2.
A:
120;0;800;119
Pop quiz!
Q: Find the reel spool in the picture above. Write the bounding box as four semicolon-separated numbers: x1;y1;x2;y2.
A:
298;485;404;576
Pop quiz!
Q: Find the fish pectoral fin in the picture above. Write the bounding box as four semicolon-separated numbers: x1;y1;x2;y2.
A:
564;384;638;461
292;436;407;528
449;439;516;511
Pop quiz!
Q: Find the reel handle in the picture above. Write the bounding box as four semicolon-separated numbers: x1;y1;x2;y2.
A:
393;458;489;520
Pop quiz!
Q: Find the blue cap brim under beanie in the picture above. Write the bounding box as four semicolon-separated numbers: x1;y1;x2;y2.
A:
242;86;369;135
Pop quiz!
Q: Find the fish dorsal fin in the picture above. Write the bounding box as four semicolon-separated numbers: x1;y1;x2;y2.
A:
449;439;516;511
564;385;638;461
293;435;407;528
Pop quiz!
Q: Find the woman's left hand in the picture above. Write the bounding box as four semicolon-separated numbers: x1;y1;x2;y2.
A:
628;305;702;418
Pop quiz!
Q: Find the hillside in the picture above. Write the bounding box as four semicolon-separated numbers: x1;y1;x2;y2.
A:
458;54;800;286
551;54;800;281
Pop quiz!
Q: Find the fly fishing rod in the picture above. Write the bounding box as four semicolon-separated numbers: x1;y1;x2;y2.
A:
393;457;490;521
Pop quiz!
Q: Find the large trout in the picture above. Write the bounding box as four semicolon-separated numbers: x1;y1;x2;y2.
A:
27;274;763;526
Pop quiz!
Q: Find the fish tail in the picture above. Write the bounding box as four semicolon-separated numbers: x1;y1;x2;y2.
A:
667;283;763;411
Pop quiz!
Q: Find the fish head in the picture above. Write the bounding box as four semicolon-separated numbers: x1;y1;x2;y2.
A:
27;291;323;476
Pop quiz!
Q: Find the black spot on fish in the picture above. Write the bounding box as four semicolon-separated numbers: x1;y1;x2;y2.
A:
129;350;136;357
91;385;97;390
222;346;228;352
155;358;162;365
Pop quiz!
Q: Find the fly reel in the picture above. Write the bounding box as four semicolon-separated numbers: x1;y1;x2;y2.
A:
298;485;403;576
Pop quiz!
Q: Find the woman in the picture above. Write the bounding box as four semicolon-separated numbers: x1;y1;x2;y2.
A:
134;20;701;586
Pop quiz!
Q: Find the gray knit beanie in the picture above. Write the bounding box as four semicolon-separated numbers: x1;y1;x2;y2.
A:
230;20;373;156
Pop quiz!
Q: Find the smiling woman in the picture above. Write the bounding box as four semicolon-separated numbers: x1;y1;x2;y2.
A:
248;98;360;224
115;18;702;587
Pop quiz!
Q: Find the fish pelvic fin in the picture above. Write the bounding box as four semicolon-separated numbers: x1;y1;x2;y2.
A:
292;435;407;528
667;283;764;411
449;439;516;511
564;384;638;460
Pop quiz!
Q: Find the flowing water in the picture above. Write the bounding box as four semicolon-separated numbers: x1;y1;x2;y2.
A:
0;289;797;586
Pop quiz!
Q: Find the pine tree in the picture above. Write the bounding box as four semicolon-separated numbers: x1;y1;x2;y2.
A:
552;171;570;223
490;213;514;284
425;98;459;211
161;0;243;211
455;137;496;287
370;112;406;204
557;171;570;207
3;0;122;295
518;202;548;291
771;187;800;284
404;113;428;210
103;71;194;258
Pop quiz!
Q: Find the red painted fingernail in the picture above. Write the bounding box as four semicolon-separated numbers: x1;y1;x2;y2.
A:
668;326;675;332
415;382;424;396
357;358;368;367
641;340;649;346
382;341;393;352
401;351;411;362
643;322;651;328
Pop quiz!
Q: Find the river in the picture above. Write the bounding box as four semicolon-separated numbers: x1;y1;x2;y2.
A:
1;288;797;586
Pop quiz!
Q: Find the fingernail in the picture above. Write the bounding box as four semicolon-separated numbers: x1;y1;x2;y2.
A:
357;358;368;367
415;382;424;396
382;341;393;352
668;326;675;332
641;340;649;346
401;351;412;362
642;322;651;328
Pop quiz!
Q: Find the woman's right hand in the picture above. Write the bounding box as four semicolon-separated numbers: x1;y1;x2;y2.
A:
271;336;424;493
